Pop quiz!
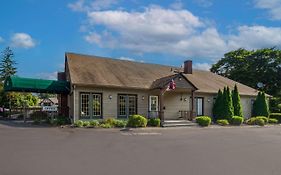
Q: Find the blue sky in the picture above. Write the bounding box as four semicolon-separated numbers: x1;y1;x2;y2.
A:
0;0;281;79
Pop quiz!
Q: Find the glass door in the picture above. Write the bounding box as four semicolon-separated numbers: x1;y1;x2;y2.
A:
149;96;159;118
118;94;137;118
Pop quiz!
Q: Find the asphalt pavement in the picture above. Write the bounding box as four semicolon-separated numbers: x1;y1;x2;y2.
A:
0;121;281;175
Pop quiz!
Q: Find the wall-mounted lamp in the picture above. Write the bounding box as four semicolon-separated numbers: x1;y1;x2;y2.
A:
207;98;211;103
108;95;112;100
184;98;187;101
142;96;145;100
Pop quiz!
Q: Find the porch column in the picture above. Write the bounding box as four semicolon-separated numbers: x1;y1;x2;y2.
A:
190;90;195;120
159;89;164;123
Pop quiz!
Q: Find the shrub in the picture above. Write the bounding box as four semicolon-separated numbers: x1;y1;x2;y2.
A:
255;118;265;126
230;116;244;126
253;92;269;117
147;118;161;127
83;121;90;127
216;119;229;126
127;115;147;127
114;120;127;128
103;118;116;126
89;120;99;127
269;113;281;123
268;118;278;124
74;120;84;127
245;117;256;125
196;116;211;127
100;123;112;128
255;116;268;124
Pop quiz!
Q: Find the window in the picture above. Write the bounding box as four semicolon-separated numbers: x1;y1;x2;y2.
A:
80;93;90;118
195;97;204;116
92;94;102;117
118;94;137;118
80;92;102;119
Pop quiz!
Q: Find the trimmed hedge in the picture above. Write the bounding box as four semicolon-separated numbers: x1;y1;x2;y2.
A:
127;115;147;127
114;120;127;128
230;116;244;126
255;116;268;124
269;113;281;123
74;120;84;127
216;119;229;126
83;121;90;127
196;116;211;127
89;120;99;127
268;118;278;124
255;118;265;126
245;117;267;126
147;118;161;127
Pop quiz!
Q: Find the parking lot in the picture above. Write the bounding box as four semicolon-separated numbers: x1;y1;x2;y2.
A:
0;121;281;175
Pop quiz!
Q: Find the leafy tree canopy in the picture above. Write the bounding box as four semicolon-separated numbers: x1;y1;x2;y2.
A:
211;48;281;97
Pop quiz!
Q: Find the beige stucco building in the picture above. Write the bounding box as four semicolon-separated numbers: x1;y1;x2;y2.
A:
58;53;259;123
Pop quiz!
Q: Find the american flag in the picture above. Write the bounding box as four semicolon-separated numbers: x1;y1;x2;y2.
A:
167;79;176;91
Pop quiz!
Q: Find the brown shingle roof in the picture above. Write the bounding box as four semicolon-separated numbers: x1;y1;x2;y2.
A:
66;53;259;96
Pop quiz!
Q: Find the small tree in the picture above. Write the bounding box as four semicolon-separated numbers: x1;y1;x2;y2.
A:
213;89;223;121
232;84;243;117
253;92;269;117
0;47;17;82
221;86;234;120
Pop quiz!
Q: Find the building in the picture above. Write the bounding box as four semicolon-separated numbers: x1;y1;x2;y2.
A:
58;53;260;123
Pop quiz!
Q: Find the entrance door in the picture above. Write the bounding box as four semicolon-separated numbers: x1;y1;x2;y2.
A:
118;94;137;118
149;96;159;118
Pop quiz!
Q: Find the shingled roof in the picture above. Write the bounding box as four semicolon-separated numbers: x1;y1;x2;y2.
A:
66;53;259;96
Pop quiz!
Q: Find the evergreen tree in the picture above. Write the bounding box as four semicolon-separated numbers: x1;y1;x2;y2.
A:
232;84;243;117
213;89;223;121
253;92;269;117
221;86;234;120
0;47;17;81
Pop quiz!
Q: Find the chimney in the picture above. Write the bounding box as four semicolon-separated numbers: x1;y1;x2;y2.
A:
184;60;192;74
57;72;66;81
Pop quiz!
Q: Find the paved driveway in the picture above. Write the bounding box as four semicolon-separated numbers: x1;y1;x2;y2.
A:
0;121;281;175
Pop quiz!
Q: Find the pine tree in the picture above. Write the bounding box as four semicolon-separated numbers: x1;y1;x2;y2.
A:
253;92;269;117
232;84;243;117
0;47;17;82
220;86;234;120
213;89;223;121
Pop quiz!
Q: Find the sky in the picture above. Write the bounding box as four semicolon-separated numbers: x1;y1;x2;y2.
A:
0;0;281;79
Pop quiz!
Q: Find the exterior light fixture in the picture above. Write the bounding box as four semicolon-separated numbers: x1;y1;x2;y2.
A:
142;96;145;100
109;95;112;99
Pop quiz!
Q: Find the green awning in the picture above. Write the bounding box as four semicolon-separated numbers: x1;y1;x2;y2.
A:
4;76;70;94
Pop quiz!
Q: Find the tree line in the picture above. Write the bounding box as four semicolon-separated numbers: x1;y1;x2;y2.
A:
211;48;281;112
213;85;269;121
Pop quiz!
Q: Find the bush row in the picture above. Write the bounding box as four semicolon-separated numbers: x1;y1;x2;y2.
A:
73;115;161;128
74;118;128;128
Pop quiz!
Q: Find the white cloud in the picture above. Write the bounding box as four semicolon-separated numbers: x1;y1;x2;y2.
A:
118;56;135;61
254;0;281;20
228;25;281;49
10;33;36;49
68;0;118;12
0;36;4;43
193;63;212;71
72;4;281;61
38;71;58;80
